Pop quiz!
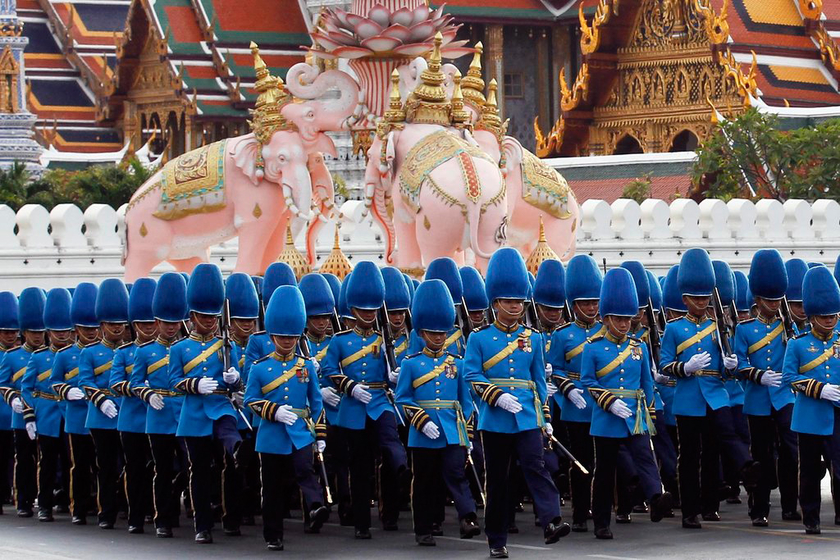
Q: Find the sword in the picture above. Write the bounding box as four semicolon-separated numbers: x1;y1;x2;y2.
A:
316;450;334;505
465;450;486;507
548;433;589;475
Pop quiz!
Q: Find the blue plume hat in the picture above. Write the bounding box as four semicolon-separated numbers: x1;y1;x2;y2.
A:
322;273;341;306
712;260;736;305
678;248;715;297
187;264;225;315
19;287;46;331
128;278;156;323
749;249;788;300
412;280;456;332
785;258;808;302
600;268;639;317
734;271;753;312
96;278;129;323
346;262;385;310
382;267;410;310
620;261;649;308
403;273;415;304
565;255;603;301
44;288;72;331
71;282;99;328
338;274;352;318
153;272;188;322
534;260;566;308
485;248;530;302
0;292;19;330
265;286;306;337
226;273;260;319
263;262;297;306
663;265;687;312
460;266;488;311
426;257;464;304
803;265;840;317
647;271;662;309
299;273;335;317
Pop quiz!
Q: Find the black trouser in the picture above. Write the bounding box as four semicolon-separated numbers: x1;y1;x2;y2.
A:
37;434;61;512
149;433;188;529
222;445;243;531
120;431;153;527
13;428;36;511
748;405;798;519
260;447;323;543
325;424;351;522
411;446;476;535
676;406;752;518
90;428;122;525
722;404;750;499
798;408;840;528
0;430;12;507
564;420;594;525
233;431;259;521
68;433;93;517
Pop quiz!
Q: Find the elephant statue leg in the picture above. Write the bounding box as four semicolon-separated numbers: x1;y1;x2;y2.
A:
233;220;279;274
170;255;209;273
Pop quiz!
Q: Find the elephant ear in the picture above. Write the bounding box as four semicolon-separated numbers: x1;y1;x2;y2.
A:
501;135;524;176
306;133;337;158
229;135;262;185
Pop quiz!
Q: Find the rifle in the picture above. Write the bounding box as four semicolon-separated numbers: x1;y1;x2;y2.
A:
524;297;539;330
316;450;333;505
644;298;662;369
221;299;253;431
255;281;265;332
711;288;733;357
602;258;608;274
560;304;572;326
780;296;796;341
375;303;405;426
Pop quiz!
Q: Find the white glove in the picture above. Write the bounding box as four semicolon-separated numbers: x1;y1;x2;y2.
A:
546;381;558;398
544;422;554;437
684;352;712;375
567;387;587;410
654;372;671;385
495;393;523;414
312;359;321;373
350;384;372;404
545;364;553;378
25;421;36;440
723;354;738;371
10;397;22;414
67;387;84;401
315;440;326;453
232;391;244;408
388;367;400;385
421;421;440;439
223;367;240;385
149;393;165;411
99;400;118;419
274;404;298;425
320;386;340;407
197;377;219;395
820;384;840;402
760;370;782;388
609;399;633;419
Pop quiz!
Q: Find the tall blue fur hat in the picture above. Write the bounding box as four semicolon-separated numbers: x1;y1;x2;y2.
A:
412;279;420;291
565;255;602;301
734;271;753;312
226;273;259;319
412;280;455;333
0;291;19;330
187;263;225;315
346;262;385;310
785;258;808;302
528;272;536;299
600;268;639;317
251;276;264;299
749;249;787;300
299;273;335;317
96;278;129;323
71;282;99;328
534;260;566;308
263;262;297;306
382;267;410;310
153;273;188;322
678;248;715;297
460;266;488;311
128;278;156;323
322;273;341;306
620;261;649;308
803;265;840;317
485;248;530;302
44;288;72;331
833;254;840;287
663;265;687;312
265;285;306;337
19;287;46;332
647;271;662;310
712;260;736;305
338;274;352;319
426;257;464;304
808;262;824;269
403;273;416;305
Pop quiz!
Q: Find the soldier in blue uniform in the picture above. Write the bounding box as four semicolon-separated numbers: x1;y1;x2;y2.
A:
409;258;467;356
659;248;759;530
736;249;799;527
78;278;129;529
320;261;408;538
110;278;157;533
785;258;809;334
0;287;45;517
460;266;489;329
243;262;297;382
782;265;840;535
581;267;672;539
659;266;685;452
51;283;99;525
244;285;329;551
464;248;569;558
131;272;188;538
734;271;753;321
382;267;411;366
547;255;603;533
396;279;479;546
0;292;19;515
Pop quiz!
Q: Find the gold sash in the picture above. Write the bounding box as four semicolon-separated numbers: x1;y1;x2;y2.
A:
182;340;224;375
314;346;329;362
394;339;408;357
94;361;113;376
482;329;532;371
747;323;784;354
37;369;51;382
11;366;25;383
412;356;455;389
340;337;382;369
125;364;134;375
596;345;634;378
676;323;717;355
261;358;306;395
565;326;606;361
147;355;170;375
64;367;79;381
445;329;463;350
800;346;835;374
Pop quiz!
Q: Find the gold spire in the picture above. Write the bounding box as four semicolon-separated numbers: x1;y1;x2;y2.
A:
384;69;406;124
249;42;294;148
450;69;469;125
461;41;486;110
525;216;560;275
318;225;353;280
404;33;451;126
277;225;311;281
477;78;505;140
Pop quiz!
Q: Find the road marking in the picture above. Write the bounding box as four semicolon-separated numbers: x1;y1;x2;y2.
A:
435;536;550;550
659;518;840;542
0;546;79;559
589;555;643;560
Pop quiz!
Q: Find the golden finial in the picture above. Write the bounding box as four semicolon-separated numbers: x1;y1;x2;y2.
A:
405;33;451;126
250;42;294;164
277;225;311;281
318;225;353;280
477;78;504;139
451;69;469;125
461;41;486;110
384;69;405;123
525;216;560;275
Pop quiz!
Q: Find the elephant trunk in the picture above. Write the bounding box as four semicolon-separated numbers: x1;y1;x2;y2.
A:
285;64;361;131
282;164;314;222
370;180;396;264
305;192;334;266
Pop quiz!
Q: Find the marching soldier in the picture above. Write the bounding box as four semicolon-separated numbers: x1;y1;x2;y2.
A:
659;265;685;461
244;285;329;551
382;267;411;366
409;258;467;356
464;248;569;558
734;272;753;321
785;259;809;334
0;292;18;515
244;263;297;375
460;266;490;329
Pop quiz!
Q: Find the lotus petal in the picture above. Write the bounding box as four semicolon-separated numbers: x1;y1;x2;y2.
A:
334;9;350;28
411;4;430;26
328;30;358;46
369;4;391;28
394;42;433;57
346;13;366;28
361;35;402;52
391;7;414;27
431;15;454;30
441;45;474;59
381;23;412;43
323;19;342;34
409;21;435;42
333;45;375;59
311;32;343;51
431;4;445;20
355;18;384;40
309;49;338;60
440;28;458;46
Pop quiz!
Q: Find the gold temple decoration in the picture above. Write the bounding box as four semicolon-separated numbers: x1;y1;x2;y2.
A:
0;47;20;113
720;49;758;106
318;225;352;280
695;0;730;46
450;69;470;126
461;42;486;111
525;217;560;276
559;63;590;112
277;225;311;281
249;42;294;146
383;69;405;125
580;0;620;55
798;0;840;72
476;79;506;142
800;0;823;20
404;33;451;126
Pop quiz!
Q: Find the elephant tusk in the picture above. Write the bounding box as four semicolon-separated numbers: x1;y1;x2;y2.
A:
318;214;329;223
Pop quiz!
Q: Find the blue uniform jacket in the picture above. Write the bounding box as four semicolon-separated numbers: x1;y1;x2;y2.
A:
78;340;120;430
547;321;605;423
50;343;88;435
110;342;146;433
244;352;324;454
396;349;472;448
0;345;37;429
782;329;840;436
0;348;10;431
22;346;63;437
735;317;794;416
463;322;548;434
130;338;181;435
308;334;338;424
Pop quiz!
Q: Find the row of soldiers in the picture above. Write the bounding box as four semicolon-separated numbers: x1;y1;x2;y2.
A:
0;246;838;557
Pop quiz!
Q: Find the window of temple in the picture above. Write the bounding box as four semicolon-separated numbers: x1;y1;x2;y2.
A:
614;134;643;155
669;129;699;152
503;72;523;99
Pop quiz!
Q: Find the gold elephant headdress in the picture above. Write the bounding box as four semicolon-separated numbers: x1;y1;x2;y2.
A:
249;42;296;170
404;33;451;127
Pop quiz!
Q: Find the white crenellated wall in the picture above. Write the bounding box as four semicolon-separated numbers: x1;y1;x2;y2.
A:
0;197;838;292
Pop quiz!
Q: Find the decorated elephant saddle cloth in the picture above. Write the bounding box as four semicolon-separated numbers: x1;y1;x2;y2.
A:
520;150;573;220
153;140;227;221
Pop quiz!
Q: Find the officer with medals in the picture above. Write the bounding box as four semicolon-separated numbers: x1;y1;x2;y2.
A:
131;272;188;538
580;268;672;540
243;263;298;381
321;261;408;539
0;287;46;517
0;292;18;515
659;248;760;530
382;268;412;366
464;248;569;558
51;283;99;525
782;265;840;535
547;254;604;533
460;266;490;329
785;259;810;335
169;263;242;544
396;279;480;546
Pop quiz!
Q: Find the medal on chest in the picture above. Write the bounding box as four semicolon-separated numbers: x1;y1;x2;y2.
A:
631;343;642;360
444;363;457;379
833;341;840;360
296;366;309;383
517;333;532;353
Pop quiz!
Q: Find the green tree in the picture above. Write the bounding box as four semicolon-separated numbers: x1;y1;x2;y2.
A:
622;172;652;203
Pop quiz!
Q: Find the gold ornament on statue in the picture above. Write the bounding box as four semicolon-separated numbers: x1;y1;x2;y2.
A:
404;33;451;126
249;42;295;174
525;216;560;275
319;225;353;280
461;42;487;111
277;226;311;280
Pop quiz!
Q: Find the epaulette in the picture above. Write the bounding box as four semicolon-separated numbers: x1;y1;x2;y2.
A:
405;352;423;360
794;332;809;340
138;339;155;347
628;336;641;343
446;352;463;359
739;318;755;324
118;342;134;350
55;344;71;353
473;324;491;333
254;354;272;364
332;329;352;337
253;330;266;336
83;341;99;348
589;336;605;343
665;316;683;324
33;346;49;354
556;323;573;331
